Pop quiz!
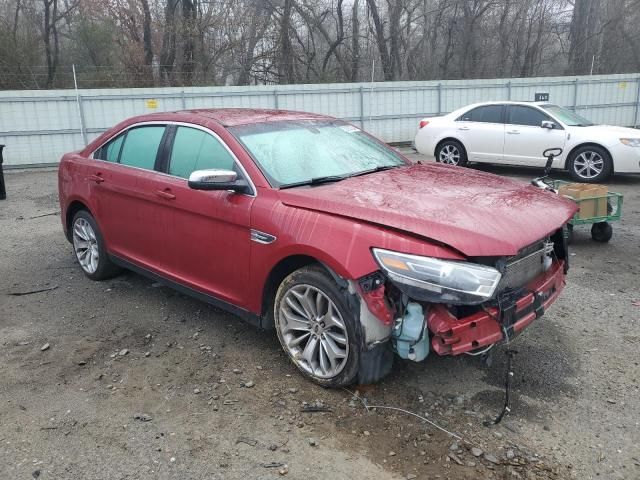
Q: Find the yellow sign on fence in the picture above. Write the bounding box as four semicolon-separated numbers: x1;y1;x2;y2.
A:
145;99;159;109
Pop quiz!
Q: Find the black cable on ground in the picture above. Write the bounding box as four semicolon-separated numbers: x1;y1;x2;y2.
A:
483;349;517;427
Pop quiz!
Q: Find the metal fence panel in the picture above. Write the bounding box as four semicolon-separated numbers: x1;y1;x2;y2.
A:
1;73;639;167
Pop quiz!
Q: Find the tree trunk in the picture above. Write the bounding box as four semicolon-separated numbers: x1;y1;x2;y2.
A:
388;0;403;80
181;0;197;85
567;0;601;75
141;0;153;67
350;0;360;82
366;0;393;80
43;0;59;88
238;1;268;85
160;0;180;83
599;0;626;74
278;0;295;84
13;0;21;40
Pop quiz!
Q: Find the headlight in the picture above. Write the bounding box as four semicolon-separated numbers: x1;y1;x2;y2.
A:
372;248;501;305
620;138;640;147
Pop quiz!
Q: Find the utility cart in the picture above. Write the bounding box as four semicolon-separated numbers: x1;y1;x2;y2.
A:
531;148;624;243
551;180;623;243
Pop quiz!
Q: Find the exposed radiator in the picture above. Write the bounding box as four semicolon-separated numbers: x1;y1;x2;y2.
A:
497;240;554;291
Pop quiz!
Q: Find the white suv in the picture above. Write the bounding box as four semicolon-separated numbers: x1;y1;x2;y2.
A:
415;101;640;182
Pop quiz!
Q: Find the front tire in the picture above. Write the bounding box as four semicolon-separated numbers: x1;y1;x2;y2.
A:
71;210;121;280
274;266;362;387
591;222;613;242
567;146;612;183
435;140;468;166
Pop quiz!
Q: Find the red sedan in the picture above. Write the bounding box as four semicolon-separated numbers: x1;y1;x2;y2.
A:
58;109;577;386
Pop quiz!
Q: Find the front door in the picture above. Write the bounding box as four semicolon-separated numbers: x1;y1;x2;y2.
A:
152;125;255;308
503;105;567;166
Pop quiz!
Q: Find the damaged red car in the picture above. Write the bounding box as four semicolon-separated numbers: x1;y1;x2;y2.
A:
58;109;577;387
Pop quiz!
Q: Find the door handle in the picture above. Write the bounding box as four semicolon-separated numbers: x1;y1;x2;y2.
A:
457;126;470;131
87;173;104;184
155;189;176;200
507;130;520;135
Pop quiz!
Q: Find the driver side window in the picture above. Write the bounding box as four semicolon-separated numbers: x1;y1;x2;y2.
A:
507;106;551;127
168;126;235;179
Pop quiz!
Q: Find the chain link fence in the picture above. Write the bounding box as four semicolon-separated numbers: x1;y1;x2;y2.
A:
1;73;639;167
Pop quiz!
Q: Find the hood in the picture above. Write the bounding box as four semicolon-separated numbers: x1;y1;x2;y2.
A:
584;124;640;136
278;164;577;257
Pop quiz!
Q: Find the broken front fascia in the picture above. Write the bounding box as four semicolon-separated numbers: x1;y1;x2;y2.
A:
354;258;567;358
429;259;566;355
348;278;394;345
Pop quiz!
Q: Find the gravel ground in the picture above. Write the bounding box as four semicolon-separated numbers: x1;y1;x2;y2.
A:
1;157;638;480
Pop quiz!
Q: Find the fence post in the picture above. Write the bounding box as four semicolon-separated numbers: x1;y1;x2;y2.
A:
507;81;512;101
437;83;442;115
273;90;279;109
634;76;640;128
77;94;88;146
359;85;365;128
572;78;579;111
180;90;186;109
72;64;88;146
0;144;6;200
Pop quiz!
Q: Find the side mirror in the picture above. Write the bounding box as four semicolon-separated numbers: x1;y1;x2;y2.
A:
188;169;251;194
541;120;556;129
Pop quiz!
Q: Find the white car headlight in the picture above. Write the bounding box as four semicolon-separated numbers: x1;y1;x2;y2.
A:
620;138;640;147
372;248;501;305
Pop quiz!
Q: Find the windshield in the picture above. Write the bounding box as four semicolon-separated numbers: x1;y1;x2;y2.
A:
230;120;406;188
540;104;595;126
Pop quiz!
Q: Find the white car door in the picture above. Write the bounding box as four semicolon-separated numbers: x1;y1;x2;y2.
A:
455;104;506;163
503;105;566;166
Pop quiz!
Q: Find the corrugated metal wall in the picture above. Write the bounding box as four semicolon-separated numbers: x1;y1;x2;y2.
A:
1;73;639;167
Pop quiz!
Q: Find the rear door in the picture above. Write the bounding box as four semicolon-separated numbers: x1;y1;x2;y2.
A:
151;124;255;307
89;124;170;269
455;104;506;163
503;105;566;166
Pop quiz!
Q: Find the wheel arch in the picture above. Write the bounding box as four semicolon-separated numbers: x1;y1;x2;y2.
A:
564;142;614;172
434;137;467;158
65;200;93;242
260;254;341;329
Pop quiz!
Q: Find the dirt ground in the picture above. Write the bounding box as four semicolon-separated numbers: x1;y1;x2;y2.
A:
1;156;639;480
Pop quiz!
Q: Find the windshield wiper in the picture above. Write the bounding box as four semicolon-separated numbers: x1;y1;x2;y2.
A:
348;164;401;178
279;175;345;189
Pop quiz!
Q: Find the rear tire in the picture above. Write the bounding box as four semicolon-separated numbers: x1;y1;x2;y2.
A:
274;266;363;387
567;145;612;183
71;210;121;280
435;140;468;167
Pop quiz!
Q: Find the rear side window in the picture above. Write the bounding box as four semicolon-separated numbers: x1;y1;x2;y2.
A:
119;126;165;170
507;106;549;127
459;105;503;123
95;134;125;162
168;126;235;179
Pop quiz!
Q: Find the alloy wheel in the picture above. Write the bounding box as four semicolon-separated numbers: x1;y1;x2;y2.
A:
573;151;604;179
73;217;99;274
439;144;460;165
278;284;349;379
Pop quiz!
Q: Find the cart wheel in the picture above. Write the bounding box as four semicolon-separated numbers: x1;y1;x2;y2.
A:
566;224;574;244
591;222;612;243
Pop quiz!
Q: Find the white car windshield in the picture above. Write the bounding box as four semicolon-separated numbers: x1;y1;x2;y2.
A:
230;120;406;188
541;104;595;127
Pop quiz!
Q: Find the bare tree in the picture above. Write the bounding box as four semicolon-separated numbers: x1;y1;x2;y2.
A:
1;0;639;89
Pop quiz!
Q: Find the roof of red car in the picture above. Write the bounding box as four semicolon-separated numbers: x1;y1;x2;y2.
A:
174;108;331;127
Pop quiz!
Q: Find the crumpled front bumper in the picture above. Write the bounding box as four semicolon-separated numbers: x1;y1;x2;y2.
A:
428;260;566;355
